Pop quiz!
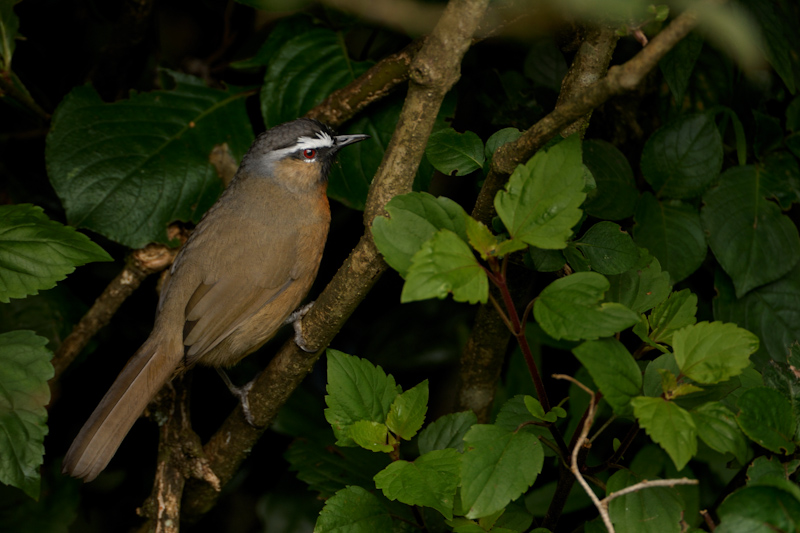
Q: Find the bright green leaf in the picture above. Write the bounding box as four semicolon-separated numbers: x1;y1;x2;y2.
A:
465;217;527;260
649;289;698;346
575;221;639;275
350;420;393;453
426;129;485;176
0;204;112;303
702;166;800;297
641;113;723;199
631;396;697;470
314;486;393;533
494;134;586;249
0;331;53;500
386;380;428;440
672;321;759;384
46;76;254;248
582;139;638;220
418;411;478;455
461;425;544;519
374;448;461;519
736;387;796;454
573;338;642;416
401;229;488;304
324;350;401;446
633;193;706;284
534;272;640;341
371;192;469;278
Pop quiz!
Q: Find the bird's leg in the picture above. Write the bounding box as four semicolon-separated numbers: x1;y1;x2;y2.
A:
287;301;315;353
215;367;263;428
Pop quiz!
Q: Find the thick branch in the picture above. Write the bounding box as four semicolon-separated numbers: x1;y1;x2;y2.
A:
181;0;491;520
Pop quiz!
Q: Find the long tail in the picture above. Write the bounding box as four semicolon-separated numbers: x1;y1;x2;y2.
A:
62;339;181;481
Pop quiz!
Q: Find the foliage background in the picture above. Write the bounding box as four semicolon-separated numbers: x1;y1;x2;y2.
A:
1;0;799;532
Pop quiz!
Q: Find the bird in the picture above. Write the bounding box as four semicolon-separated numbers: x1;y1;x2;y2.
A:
62;118;369;482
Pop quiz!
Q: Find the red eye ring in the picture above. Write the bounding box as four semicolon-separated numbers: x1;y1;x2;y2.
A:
303;148;316;159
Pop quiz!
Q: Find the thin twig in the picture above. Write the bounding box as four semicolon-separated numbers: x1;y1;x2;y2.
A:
604;478;698;505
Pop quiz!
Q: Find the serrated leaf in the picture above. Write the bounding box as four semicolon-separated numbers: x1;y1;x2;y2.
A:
461;425;543;519
672;321;759;384
371;192;470;278
606;469;685;533
736;387;796;455
631;396;697;470
641;113;723;199
426;129;485;176
533;272;640;341
418;411;478;455
0;204;112;303
702;166;800;297
401;229;488;304
582;139;638;220
633;193;706;284
314;486;393;533
324;350;401;446
0;331;53;500
259;27;372;127
466;217;526;260
494;135;586;249
604;250;671;314
285;439;392;498
46;75;254;248
350;421;393;453
386;380;428;440
692;402;748;462
575;221;639;276
649;289;698;346
573;338;642;416
374;449;461;519
747;456;800;484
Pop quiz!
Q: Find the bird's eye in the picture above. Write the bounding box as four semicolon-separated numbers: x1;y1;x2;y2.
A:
303;149;316;159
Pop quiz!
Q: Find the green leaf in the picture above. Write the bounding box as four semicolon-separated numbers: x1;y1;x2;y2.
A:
46;76;254;248
426;129;485;176
762;344;800;439
466;217;527;261
523;396;553;422
606;470;685;533
582;139;638;220
575;221;639;276
713;266;800;366
747;456;800;484
0;204;112;303
0;0;21;70
633;193;706;284
573;338;642;416
691;402;748;462
604;250;671;314
743;0;799;94
672;321;759;384
401;229;488;304
648;289;698;346
702;166;800;297
494;134;586;249
641;113;723;199
534;272;640;341
350;421;393;453
659;32;704;106
285;439;391;498
736;387;796;455
314;486;393;533
563;243;591;273
259;27;372;126
418;411;478;455
631;396;697;470
528;247;566;272
374;449;461;519
461;425;544;519
759;151;800;209
485;128;523;164
324;350;401;446
0;331;53;500
717;484;800;533
371;192;470;278
386;380;428;440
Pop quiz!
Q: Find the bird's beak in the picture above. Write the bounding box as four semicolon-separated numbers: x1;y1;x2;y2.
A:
334;134;370;151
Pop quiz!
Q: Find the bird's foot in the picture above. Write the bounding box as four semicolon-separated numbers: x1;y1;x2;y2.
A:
288;301;316;353
216;368;264;429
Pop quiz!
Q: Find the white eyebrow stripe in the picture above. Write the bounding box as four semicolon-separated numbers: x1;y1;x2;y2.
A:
267;131;334;160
